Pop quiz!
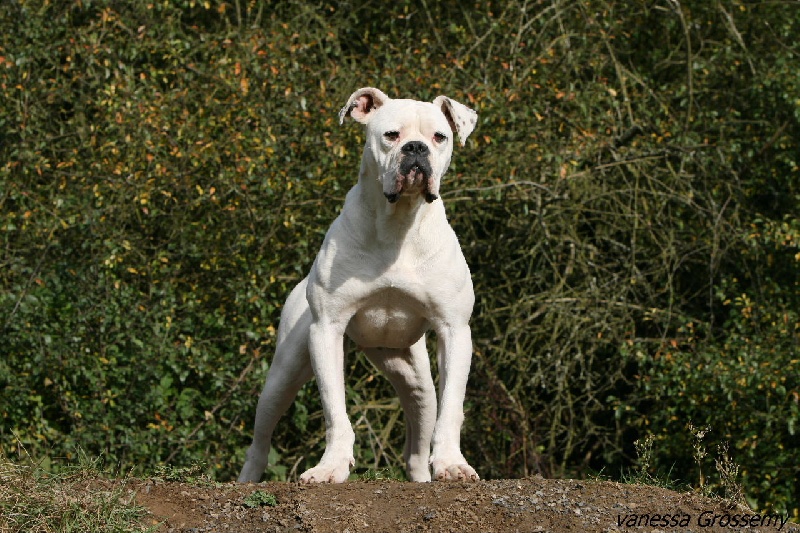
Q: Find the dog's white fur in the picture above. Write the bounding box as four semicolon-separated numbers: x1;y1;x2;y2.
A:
238;87;479;484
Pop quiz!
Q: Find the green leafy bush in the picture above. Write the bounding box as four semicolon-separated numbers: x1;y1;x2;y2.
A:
627;217;799;514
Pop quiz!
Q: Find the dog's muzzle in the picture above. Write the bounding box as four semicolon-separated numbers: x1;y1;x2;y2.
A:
385;141;438;204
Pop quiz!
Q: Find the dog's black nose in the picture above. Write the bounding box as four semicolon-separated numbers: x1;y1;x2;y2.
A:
401;141;429;156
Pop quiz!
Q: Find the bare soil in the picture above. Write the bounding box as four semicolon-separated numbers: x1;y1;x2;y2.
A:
125;476;799;533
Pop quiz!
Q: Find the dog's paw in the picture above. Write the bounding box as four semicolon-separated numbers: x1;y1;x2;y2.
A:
406;464;432;482
430;458;479;482
299;458;354;484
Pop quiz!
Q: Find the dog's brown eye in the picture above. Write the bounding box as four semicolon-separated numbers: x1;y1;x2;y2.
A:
434;132;448;143
384;131;400;142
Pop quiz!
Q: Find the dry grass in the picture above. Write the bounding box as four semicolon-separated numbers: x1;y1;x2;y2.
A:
0;453;151;533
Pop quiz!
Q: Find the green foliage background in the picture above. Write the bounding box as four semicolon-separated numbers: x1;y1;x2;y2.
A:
1;0;797;517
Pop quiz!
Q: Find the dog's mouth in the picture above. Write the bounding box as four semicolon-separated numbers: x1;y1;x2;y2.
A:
384;158;438;204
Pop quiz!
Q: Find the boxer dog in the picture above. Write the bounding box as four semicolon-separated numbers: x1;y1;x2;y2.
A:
239;87;478;483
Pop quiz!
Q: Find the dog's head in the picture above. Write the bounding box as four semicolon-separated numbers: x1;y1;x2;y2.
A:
339;87;477;204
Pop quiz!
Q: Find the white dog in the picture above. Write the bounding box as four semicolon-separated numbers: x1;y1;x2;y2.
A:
238;87;479;484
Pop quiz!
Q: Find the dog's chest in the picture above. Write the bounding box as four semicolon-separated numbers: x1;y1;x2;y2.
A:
345;276;430;349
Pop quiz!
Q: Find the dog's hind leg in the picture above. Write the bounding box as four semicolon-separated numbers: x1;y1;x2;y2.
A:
363;336;436;482
238;280;314;483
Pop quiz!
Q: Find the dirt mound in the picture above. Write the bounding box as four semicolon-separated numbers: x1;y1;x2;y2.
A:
131;476;797;533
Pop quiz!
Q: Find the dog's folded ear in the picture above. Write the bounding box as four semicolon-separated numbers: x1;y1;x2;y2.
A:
339;87;391;125
432;96;478;146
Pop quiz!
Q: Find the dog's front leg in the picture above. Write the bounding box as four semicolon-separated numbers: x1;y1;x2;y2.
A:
430;323;480;481
299;320;355;483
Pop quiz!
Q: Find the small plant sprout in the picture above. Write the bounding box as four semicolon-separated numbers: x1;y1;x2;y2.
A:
688;423;710;493
634;433;655;482
243;490;278;508
715;442;746;507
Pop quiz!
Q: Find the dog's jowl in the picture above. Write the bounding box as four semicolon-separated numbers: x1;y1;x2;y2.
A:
239;87;479;484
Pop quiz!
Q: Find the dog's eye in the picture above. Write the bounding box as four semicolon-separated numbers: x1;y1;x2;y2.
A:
433;132;448;143
384;131;400;142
